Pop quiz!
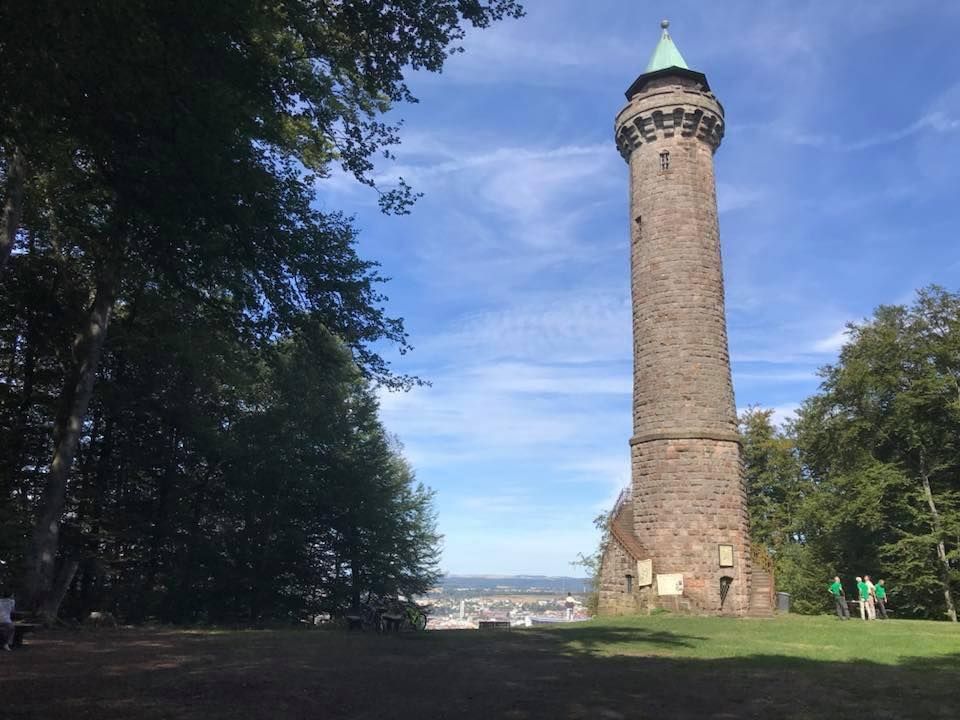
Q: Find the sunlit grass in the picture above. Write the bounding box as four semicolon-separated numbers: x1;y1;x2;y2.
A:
535;613;960;664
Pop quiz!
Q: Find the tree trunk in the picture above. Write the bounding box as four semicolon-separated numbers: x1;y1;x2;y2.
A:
920;468;958;622
40;559;80;623
0;145;26;270
349;523;362;608
23;268;117;617
136;427;178;622
3;307;37;499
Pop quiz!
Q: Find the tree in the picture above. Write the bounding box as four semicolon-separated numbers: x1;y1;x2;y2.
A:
739;407;805;554
570;512;610;616
738;408;835;614
0;0;522;617
795;287;960;621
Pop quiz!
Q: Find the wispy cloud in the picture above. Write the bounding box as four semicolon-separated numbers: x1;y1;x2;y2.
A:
775;111;960;152
738;403;802;429
418;292;630;364
718;183;766;214
335;1;960;575
812;328;850;354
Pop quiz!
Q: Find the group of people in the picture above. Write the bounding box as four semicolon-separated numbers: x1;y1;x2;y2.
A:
828;575;889;620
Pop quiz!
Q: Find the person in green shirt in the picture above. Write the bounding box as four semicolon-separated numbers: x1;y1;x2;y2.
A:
828;576;849;619
856;576;869;620
864;575;877;620
875;579;889;619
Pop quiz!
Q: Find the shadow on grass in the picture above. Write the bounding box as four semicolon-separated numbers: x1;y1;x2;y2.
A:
1;628;957;719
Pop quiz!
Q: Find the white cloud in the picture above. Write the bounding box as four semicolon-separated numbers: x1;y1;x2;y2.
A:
737;403;801;429
378;365;629;469
465;362;630;395
717;183;766;214
340;1;960;575
812;328;849;353
418;292;631;364
772;111;960;152
735;370;817;383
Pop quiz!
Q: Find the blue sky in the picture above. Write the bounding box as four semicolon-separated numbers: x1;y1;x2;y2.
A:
320;1;960;576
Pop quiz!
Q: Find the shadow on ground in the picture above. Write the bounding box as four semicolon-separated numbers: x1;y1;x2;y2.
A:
1;626;956;719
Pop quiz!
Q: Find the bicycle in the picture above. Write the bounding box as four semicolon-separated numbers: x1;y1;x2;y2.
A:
401;600;430;631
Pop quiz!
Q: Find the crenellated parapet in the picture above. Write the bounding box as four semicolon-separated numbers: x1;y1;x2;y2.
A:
614;84;724;160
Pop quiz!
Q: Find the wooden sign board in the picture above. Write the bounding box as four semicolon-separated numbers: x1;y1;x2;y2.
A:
656;573;684;596
718;544;734;568
636;559;653;586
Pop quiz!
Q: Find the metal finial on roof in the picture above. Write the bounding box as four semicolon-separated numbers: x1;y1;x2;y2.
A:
644;19;689;73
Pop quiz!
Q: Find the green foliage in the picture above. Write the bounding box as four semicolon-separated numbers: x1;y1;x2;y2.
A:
741;287;960;620
0;1;520;618
570;512;609;615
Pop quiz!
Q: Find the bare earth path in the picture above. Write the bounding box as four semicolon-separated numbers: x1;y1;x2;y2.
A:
2;616;958;719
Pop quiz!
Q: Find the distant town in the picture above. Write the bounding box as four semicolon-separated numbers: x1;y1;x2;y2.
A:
424;575;592;630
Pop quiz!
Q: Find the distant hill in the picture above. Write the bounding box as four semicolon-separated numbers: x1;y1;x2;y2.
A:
437;575;591;594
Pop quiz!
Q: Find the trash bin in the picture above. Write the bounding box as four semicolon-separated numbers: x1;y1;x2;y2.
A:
776;592;791;613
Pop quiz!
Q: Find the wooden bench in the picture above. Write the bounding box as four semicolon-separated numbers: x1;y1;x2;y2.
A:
344;612;364;631
381;612;404;632
13;623;38;647
478;620;511;630
10;613;40;648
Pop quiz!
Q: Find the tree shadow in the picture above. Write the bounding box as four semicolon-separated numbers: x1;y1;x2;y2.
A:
515;623;706;655
1;629;958;719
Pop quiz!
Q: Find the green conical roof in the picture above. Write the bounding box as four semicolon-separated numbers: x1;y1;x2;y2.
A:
644;20;689;73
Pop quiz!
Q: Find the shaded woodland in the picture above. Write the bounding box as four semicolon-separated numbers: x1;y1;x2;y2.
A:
0;0;523;623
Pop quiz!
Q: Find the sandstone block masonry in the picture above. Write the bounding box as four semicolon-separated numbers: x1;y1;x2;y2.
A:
598;71;753;616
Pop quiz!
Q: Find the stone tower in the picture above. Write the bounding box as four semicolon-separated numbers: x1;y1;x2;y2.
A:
598;21;757;616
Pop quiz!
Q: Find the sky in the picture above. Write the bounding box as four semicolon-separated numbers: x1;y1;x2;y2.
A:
319;1;960;576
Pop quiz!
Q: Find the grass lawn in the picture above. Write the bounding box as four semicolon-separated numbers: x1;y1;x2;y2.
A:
2;614;958;719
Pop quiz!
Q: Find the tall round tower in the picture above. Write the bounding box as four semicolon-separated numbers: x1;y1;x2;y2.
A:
598;22;757;616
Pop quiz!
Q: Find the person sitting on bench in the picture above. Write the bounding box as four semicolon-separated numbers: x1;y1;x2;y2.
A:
0;592;14;651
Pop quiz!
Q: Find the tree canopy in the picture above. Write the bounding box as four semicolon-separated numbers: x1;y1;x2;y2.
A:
742;286;960;621
0;0;523;620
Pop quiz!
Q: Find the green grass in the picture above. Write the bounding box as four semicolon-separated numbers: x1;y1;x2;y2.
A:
548;613;960;664
3;615;959;719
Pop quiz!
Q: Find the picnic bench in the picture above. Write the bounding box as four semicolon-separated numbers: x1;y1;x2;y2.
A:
344;610;365;631
11;612;40;647
381;611;404;632
478;620;511;630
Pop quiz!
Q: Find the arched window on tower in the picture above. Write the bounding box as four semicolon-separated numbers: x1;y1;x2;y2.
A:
720;576;734;609
625;574;634;594
659;151;670;170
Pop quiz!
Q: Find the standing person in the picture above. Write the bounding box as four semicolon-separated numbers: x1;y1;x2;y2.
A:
828;576;849;619
856;577;869;620
875;579;889;619
0;592;14;651
564;593;576;621
864;575;877;620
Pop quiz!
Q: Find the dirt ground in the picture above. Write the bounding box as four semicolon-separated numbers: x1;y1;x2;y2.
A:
2;622;957;719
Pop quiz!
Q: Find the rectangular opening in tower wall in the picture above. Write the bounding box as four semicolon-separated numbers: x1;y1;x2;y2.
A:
659;151;670;170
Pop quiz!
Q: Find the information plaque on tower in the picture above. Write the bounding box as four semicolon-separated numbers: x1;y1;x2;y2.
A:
656;573;684;596
718;544;734;568
636;559;653;586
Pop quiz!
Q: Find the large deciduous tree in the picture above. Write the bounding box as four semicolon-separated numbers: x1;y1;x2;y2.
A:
796;287;959;621
0;0;521;618
740;288;960;621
